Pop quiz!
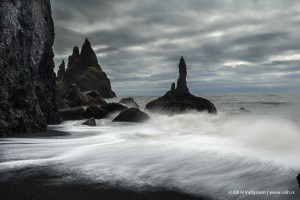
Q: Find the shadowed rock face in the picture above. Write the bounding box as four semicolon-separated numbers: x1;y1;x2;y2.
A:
0;0;61;134
58;39;116;98
57;84;106;108
56;60;66;82
175;57;190;95
146;57;217;114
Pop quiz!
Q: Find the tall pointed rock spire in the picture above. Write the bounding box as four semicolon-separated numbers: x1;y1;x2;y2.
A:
175;56;190;95
80;38;101;69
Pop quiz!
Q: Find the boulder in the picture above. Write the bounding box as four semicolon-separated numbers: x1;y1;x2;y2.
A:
58;39;116;98
83;106;108;119
0;0;61;134
82;118;96;126
82;91;107;105
57;84;106;108
145;57;217;114
59;107;85;121
119;97;139;109
64;84;85;107
113;108;150;123
101;103;128;113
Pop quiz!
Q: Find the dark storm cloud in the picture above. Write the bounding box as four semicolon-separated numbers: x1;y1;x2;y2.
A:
51;0;300;95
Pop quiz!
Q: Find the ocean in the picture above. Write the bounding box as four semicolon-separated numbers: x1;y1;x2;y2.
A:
1;93;300;200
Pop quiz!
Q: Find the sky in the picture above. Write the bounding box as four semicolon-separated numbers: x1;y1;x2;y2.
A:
51;0;300;95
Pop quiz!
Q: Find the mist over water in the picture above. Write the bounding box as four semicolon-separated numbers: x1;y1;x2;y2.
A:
1;94;300;200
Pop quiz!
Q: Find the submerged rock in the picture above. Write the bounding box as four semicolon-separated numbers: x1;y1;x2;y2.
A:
0;0;61;134
113;108;150;123
83;106;108;119
146;57;217;114
59;107;85;121
101;103;128;113
82;117;96;126
58;39;116;98
119;98;139;109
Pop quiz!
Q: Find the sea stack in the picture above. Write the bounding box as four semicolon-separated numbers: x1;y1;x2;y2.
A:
57;60;66;82
175;57;190;95
0;0;61;134
57;39;116;98
145;57;217;114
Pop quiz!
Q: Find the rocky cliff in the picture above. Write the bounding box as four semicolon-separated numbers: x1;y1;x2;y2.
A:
58;39;116;98
0;0;60;135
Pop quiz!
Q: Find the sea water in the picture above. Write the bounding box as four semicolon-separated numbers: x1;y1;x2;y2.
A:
0;93;300;200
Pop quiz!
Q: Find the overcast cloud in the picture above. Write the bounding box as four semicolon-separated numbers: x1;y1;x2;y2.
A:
51;0;300;95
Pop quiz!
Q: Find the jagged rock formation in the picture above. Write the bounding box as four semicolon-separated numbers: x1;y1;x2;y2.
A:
57;84;106;108
0;0;61;134
175;57;190;95
57;60;66;82
146;57;217;114
58;39;116;98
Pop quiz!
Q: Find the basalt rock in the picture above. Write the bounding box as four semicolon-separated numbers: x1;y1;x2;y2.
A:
57;84;106;108
56;60;66;82
82;117;96;126
119;97;139;109
297;173;300;188
0;0;61;134
101;103;128;113
83;106;108;119
113;108;150;123
58;39;116;98
59;107;85;121
145;57;217;114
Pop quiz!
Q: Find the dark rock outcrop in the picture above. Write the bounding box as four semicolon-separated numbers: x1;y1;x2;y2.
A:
56;60;66;82
113;108;150;123
175;57;190;95
83;106;108;119
171;83;176;93
57;84;106;108
0;0;61;134
58;39;116;98
59;107;85;121
82;117;96;126
297;173;300;188
101;103;128;113
119;98;139;109
146;57;217;114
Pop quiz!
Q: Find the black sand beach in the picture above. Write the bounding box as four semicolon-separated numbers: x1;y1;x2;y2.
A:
0;167;209;200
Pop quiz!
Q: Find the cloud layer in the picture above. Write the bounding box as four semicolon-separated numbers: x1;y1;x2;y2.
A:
52;0;300;95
